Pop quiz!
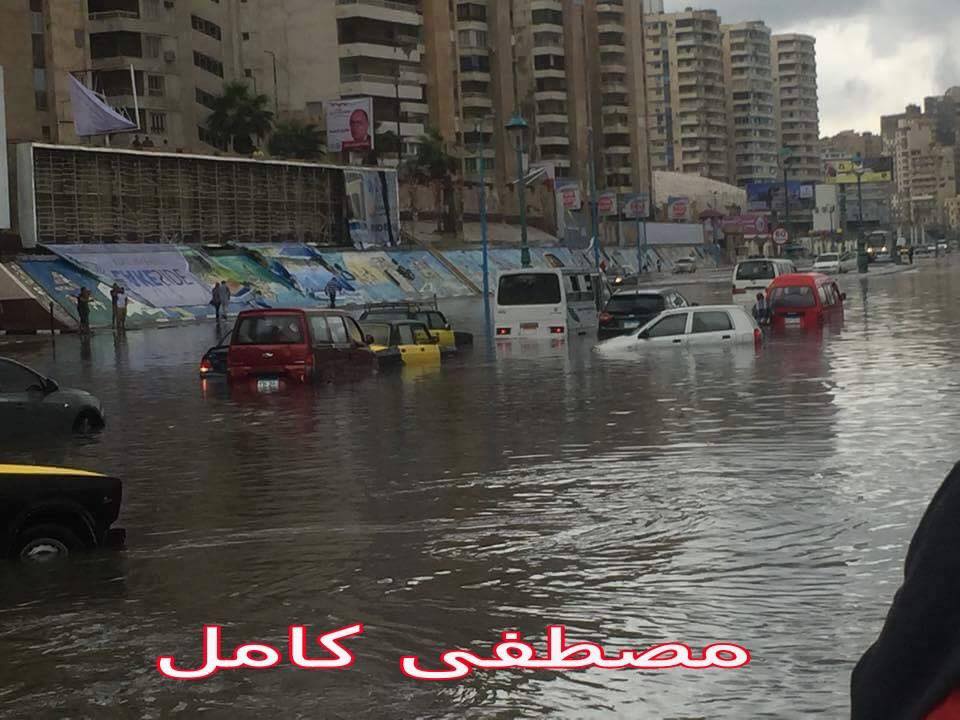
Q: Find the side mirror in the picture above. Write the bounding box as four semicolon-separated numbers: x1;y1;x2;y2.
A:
43;378;59;394
364;335;375;345
691;302;700;307
841;293;847;301
638;330;650;340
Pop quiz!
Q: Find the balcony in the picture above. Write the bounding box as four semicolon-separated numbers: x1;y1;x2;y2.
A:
537;113;567;124
339;42;422;63
340;73;422;99
536;135;570;147
376;120;424;138
534;89;567;101
461;92;493;108
335;0;422;26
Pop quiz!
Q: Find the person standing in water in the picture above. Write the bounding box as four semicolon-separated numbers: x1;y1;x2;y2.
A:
76;287;91;335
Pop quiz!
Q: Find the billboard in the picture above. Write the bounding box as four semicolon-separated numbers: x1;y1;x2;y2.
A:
327;98;374;152
556;181;582;211
668;196;690;221
598;192;619;216
722;213;771;238
746;181;816;213
825;157;894;185
345;169;401;250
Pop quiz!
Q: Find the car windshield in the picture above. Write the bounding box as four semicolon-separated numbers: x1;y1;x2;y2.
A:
736;261;775;281
606;294;665;314
362;323;392;346
817;254;838;262
770;285;816;309
497;273;562;306
234;315;304;344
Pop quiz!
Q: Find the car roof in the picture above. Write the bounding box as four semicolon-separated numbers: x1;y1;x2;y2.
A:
770;272;834;287
660;304;746;314
611;288;677;297
236;308;350;318
360;319;427;329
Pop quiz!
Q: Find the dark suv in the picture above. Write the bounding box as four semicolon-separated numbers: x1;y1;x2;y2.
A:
0;465;125;562
598;288;690;339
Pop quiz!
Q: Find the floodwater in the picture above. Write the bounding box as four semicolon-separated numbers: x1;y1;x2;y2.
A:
1;260;958;718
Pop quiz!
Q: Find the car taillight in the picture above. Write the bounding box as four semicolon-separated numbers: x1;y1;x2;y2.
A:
550;326;565;335
496;328;511;336
754;328;762;345
732;287;746;295
599;312;613;324
200;359;211;373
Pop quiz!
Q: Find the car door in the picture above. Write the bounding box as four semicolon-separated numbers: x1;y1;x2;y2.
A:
307;315;339;381
324;316;354;377
0;359;54;434
641;312;690;346
343;316;376;373
688;310;736;346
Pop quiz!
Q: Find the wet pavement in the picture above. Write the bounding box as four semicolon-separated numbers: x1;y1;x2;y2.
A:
1;258;958;718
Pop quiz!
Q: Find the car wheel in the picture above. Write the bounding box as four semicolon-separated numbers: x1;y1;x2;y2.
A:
16;524;82;563
73;410;103;435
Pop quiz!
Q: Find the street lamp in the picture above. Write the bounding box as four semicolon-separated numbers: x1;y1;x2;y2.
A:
506;114;531;269
853;153;869;273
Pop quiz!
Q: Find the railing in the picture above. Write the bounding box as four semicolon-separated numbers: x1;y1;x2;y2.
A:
89;10;140;20
336;0;420;14
340;73;421;87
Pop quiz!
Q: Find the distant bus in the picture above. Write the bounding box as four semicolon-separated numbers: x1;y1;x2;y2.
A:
865;231;892;258
494;269;601;339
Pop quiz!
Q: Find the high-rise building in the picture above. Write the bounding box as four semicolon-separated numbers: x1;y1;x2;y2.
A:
0;0;245;151
722;21;777;186
645;8;729;183
772;33;820;181
894;114;957;225
240;0;428;163
820;130;883;162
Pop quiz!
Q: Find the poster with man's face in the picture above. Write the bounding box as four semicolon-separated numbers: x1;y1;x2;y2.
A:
327;98;374;152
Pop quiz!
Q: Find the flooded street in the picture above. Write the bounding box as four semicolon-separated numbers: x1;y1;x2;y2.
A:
2;261;959;718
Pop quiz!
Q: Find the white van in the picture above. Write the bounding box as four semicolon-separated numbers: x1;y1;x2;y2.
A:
495;269;601;339
732;258;796;305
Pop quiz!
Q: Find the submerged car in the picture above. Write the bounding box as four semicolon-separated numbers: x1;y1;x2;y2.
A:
0;357;104;435
767;273;845;331
199;329;233;377
360;320;451;368
813;252;856;274
359;303;473;350
597;305;760;353
0;464;125;562
598;288;690;339
673;257;697;274
227;308;377;388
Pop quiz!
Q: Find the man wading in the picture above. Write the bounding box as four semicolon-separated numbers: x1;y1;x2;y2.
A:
325;277;340;308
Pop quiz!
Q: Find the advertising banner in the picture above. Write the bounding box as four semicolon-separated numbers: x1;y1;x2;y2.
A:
345;169;401;250
556;181;582;211
45;244;210;308
722;213;771;238
747;182;816;212
623;193;650;220
326;98;374;152
668;196;690;221
598;192;619;216
825;158;894;185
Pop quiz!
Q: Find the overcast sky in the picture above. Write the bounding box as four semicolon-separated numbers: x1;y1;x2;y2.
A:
664;1;960;137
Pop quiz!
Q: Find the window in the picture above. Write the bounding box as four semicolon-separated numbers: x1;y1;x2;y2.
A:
194;51;224;77
397;325;416;345
644;314;687;338
242;32;250;41
147;74;164;96
692;312;733;333
143;0;161;19
149;111;167;134
769;285;815;309
74;30;84;48
32;35;45;67
244;68;253;77
345;318;365;345
145;35;161;58
606;294;664;314
497;274;561;306
191;14;222;41
41;125;51;140
235;315;304;345
0;359;43;393
195;87;217;108
534;54;565;70
459;55;489;73
456;3;486;21
736;261;775;281
532;8;563;25
328;317;348;344
308;316;332;343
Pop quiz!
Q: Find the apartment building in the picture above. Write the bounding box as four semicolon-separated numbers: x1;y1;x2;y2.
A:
240;0;429;163
722;21;777;186
645;9;729;183
894;114;957;224
0;0;244;151
772;34;819;182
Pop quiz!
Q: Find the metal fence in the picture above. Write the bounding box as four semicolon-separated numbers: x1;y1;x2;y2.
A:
22;144;357;246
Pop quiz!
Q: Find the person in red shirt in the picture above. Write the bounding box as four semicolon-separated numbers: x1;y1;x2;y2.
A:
852;462;960;719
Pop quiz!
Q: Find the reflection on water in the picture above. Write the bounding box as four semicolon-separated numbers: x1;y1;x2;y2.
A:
1;263;959;717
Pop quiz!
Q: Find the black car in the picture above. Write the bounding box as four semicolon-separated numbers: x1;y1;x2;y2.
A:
0;357;105;435
0;464;125;562
199;329;232;377
598;288;691;339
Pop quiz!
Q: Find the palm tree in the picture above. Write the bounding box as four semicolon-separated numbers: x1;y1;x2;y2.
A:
205;81;274;155
268;120;323;161
402;128;457;232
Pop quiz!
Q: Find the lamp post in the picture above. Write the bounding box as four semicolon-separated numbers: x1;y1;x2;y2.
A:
854;153;869;273
506;114;531;269
475;120;490;314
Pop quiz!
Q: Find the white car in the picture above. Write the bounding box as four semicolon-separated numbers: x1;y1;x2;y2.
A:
813;252;856;274
596;305;760;353
673;258;697;274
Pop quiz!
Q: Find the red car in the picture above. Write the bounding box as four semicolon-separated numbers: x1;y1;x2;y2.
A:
767;273;846;331
227;309;376;387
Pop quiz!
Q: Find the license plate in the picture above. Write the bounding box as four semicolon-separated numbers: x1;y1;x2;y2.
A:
623;321;639;329
520;322;539;330
257;378;280;392
784;317;801;326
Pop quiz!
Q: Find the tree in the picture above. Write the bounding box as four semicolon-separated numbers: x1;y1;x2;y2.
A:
268;120;323;161
402;128;457;232
205;81;274;155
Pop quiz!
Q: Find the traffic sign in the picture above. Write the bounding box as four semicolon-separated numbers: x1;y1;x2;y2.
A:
773;227;790;245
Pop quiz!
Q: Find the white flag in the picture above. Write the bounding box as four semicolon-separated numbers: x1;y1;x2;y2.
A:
67;74;138;137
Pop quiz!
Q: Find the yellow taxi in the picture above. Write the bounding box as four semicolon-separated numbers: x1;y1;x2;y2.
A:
360;320;444;368
359;303;472;351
